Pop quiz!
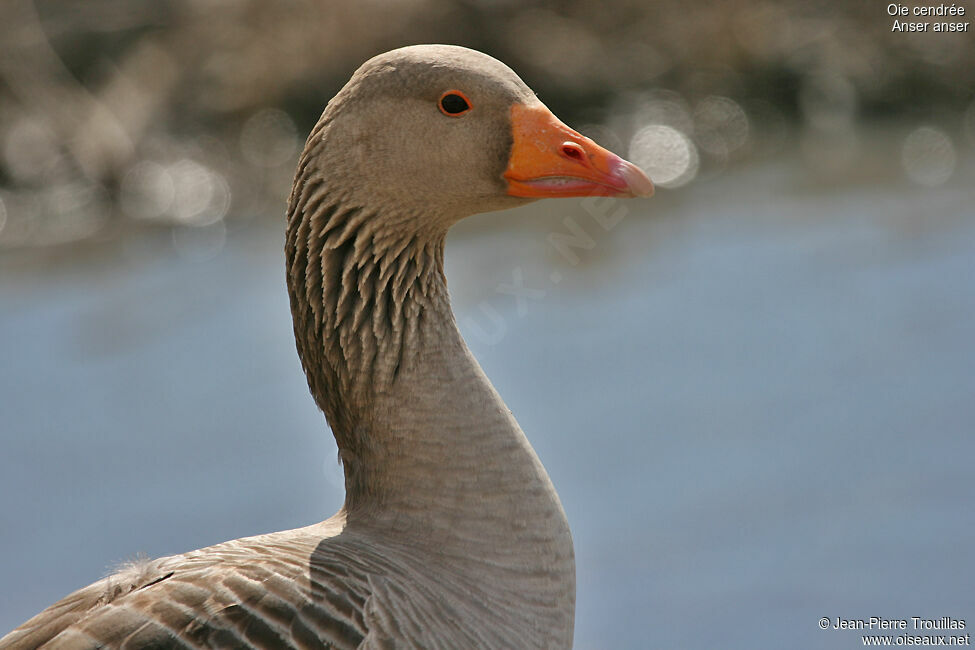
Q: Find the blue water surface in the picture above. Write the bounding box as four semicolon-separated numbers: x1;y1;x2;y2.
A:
1;156;973;648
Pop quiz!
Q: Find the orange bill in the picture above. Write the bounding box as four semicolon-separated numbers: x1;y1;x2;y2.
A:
504;103;654;199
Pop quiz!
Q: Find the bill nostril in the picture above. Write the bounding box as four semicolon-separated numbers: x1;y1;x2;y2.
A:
560;142;587;164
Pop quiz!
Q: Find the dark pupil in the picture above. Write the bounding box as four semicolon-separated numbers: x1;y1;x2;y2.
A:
441;94;469;114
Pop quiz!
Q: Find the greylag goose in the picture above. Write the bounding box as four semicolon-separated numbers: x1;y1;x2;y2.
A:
1;44;652;649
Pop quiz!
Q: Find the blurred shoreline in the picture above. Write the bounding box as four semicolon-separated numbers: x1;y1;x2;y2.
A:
1;1;973;255
1;121;970;278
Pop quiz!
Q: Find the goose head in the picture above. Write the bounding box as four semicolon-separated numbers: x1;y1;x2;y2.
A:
299;44;653;231
286;45;654;440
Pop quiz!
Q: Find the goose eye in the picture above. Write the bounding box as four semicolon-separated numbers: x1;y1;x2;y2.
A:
439;91;472;116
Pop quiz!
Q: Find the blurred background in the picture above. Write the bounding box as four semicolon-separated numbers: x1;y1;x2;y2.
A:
1;1;973;647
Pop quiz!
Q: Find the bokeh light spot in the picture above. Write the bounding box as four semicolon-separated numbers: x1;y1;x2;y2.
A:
169;159;232;226
120;161;175;221
39;183;110;245
901;126;956;187
628;124;699;189
632;90;694;134
240;108;299;168
693;96;750;158
2;117;61;183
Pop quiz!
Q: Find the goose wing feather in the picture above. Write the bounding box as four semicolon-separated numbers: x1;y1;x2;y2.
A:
0;526;373;650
